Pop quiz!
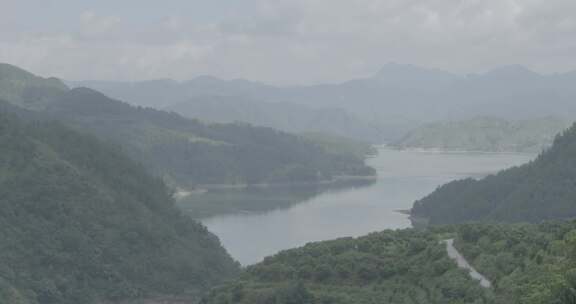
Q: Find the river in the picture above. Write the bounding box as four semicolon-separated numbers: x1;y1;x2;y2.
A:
182;148;534;265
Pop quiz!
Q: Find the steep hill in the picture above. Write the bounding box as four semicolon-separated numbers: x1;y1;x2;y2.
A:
392;116;569;153
0;111;238;304
0;63;375;188
411;122;576;224
0;63;67;110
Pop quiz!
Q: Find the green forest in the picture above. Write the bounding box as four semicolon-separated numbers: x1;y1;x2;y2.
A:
0;113;238;304
6;61;576;304
0;63;375;188
201;222;576;304
201;229;491;304
412;122;576;225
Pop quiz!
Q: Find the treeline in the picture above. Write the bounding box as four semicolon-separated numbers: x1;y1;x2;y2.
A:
201;221;576;304
201;229;492;304
46;88;375;186
411;122;576;224
0;112;238;304
453;222;576;303
0;63;376;187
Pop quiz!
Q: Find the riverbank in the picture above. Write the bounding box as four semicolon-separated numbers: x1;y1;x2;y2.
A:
187;148;533;265
174;175;378;199
387;146;537;155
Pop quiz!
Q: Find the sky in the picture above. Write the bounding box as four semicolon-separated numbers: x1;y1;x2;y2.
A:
1;0;575;84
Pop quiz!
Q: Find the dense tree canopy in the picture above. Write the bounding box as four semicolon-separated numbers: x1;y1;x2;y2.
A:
201;229;492;304
202;221;576;304
0;113;239;304
412;122;576;224
0;63;376;188
453;221;576;304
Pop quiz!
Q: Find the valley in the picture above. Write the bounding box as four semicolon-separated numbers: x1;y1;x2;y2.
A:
183;147;532;265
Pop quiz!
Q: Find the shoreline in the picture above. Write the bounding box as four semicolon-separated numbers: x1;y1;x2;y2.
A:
383;145;538;155
174;175;378;199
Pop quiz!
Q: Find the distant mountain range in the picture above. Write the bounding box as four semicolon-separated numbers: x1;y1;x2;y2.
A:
392;116;570;153
70;79;394;143
74;63;576;143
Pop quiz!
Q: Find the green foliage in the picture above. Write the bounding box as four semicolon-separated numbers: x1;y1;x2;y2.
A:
43;88;375;187
201;229;492;304
202;221;576;304
0;113;239;304
0;63;67;110
452;221;576;304
0;63;376;188
412;122;576;224
393;116;569;153
300;132;378;159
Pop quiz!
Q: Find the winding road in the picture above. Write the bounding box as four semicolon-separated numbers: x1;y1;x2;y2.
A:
444;239;492;288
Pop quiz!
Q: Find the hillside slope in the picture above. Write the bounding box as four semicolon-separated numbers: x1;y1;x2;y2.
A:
0;63;67;110
411;122;576;224
0;112;238;304
0;64;375;187
393;116;569;153
71;80;386;143
201;222;576;304
166;95;384;143
201;229;492;304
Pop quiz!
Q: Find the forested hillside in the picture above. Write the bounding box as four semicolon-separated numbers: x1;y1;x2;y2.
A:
0;112;239;304
453;222;576;304
411;122;576;225
71;80;386;143
0;63;67;110
201;222;576;304
393;116;569;153
201;229;492;304
0;63;375;187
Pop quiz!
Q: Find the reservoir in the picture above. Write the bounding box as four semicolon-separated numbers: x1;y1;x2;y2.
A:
180;148;534;265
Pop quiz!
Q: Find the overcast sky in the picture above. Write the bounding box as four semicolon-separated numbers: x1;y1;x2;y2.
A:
1;0;575;84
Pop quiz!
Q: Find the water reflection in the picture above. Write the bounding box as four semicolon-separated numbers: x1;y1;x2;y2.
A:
181;148;534;265
177;178;377;219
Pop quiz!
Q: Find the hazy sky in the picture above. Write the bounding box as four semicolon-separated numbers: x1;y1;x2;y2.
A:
1;0;575;84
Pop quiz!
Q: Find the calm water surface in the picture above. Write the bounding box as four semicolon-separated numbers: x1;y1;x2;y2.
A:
200;148;534;265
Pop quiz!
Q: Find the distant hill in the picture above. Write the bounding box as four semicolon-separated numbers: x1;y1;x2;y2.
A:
392;116;570;153
165;95;385;143
0;111;238;304
70;80;387;143
0;63;375;188
74;63;576;142
411;122;576;224
0;63;67;110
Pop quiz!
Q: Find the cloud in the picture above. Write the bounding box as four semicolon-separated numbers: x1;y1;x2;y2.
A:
80;11;121;35
1;0;576;84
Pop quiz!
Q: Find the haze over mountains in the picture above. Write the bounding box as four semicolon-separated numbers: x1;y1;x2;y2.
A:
0;63;375;188
5;61;576;304
393;116;570;153
74;63;576;144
